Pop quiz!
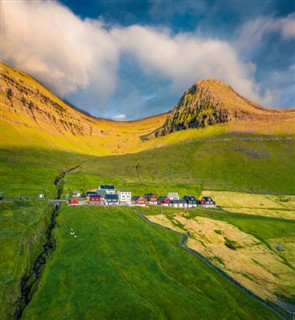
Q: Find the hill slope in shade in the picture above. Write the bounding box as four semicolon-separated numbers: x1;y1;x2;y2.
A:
153;79;295;137
1;62;294;156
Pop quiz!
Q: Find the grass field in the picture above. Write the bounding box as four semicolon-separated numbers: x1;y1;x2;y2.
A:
140;204;295;309
22;206;280;320
0;200;52;319
0;137;294;318
201;191;295;220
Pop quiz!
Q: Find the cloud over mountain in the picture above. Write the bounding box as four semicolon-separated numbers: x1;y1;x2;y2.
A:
2;0;294;119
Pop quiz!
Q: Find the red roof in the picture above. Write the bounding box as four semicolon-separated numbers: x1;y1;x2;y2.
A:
161;198;172;204
69;199;79;204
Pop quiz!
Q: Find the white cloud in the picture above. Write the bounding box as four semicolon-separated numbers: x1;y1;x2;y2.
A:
2;0;286;117
112;114;126;120
112;25;268;105
237;14;295;50
2;0;119;103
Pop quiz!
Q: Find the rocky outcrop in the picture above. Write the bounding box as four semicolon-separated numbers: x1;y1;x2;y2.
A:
154;79;295;137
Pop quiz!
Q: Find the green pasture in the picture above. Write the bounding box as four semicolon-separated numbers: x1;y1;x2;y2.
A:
0;200;52;319
23;206;280;320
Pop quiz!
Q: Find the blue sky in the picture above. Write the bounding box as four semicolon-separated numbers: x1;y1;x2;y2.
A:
2;0;295;119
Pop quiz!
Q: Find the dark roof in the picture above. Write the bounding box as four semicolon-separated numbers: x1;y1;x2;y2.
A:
105;194;119;200
184;196;197;201
87;191;98;195
144;193;157;198
172;200;186;204
132;196;140;201
202;196;214;201
89;194;101;199
157;196;166;202
99;185;115;190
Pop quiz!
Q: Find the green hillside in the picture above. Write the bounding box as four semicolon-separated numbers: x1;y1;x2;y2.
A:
22;206;280;320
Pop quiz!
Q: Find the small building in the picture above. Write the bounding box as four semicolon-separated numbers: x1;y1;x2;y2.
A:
159;197;172;206
97;190;106;197
170;199;187;208
68;198;79;206
98;185;115;194
144;193;158;205
132;196;147;206
89;194;101;204
118;190;131;204
38;193;44;199
72;192;81;198
157;196;166;205
104;194;119;205
184;196;199;208
200;196;216;208
167;192;180;200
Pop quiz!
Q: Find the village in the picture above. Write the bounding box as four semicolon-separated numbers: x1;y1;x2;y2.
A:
67;185;216;208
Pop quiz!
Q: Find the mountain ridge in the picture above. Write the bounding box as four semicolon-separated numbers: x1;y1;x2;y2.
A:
1;62;294;156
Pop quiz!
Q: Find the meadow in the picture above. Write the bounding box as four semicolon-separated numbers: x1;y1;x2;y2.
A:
140;204;295;310
22;206;280;320
0;135;294;319
0;200;52;319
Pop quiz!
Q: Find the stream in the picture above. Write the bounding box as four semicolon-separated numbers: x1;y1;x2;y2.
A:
14;165;80;319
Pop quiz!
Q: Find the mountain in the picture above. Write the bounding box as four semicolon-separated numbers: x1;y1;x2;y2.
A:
153;79;295;137
0;62;167;155
1;62;294;156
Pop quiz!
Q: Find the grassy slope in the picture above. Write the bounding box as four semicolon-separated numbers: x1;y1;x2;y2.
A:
1;137;294;199
140;205;295;306
83;139;295;194
0;201;52;319
23;206;279;320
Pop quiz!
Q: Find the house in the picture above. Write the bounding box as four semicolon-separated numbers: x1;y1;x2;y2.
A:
132;196;147;206
98;185;115;194
200;196;216;208
89;194;101;204
158;197;172;206
157;196;166;205
167;192;180;200
68;198;79;206
118;190;131;204
144;193;158;205
97;189;106;197
170;199;187;208
86;191;98;198
104;194;119;205
72;192;81;198
184;196;199;208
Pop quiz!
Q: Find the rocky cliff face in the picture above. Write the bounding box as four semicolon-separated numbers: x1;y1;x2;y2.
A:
1;63;103;137
154;79;294;137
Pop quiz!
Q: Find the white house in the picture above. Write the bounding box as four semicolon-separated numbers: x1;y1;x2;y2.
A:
167;192;179;200
170;200;187;208
118;190;131;204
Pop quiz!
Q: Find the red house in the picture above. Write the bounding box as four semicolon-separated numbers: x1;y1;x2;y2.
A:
132;196;147;206
68;198;79;205
89;195;101;204
144;193;158;205
160;197;172;206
